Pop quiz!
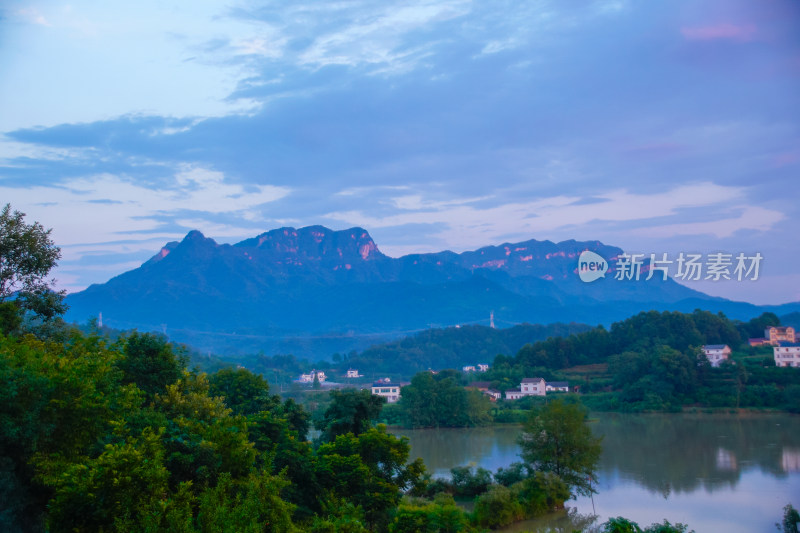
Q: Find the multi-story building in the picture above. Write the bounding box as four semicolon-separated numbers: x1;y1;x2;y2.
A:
702;345;731;367
506;377;546;399
766;326;796;344
773;342;800;368
371;380;402;403
345;369;362;378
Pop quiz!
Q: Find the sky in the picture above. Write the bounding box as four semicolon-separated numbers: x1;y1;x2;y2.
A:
1;0;799;305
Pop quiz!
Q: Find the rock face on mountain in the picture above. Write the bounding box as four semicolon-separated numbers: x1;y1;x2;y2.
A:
64;226;785;357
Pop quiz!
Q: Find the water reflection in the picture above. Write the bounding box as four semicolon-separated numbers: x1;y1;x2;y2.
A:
391;413;800;532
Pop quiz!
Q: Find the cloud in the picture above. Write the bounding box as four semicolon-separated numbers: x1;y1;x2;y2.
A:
0;166;290;248
632;206;785;239
322;182;766;253
681;23;757;42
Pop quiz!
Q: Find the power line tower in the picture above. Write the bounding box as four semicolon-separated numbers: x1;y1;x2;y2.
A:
490;310;495;329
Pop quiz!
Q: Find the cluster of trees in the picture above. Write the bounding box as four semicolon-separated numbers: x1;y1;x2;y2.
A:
388;370;493;428
481;310;800;412
0;323;431;532
341;322;592;376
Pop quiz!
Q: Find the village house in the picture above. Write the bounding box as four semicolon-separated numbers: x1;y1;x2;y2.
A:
505;377;546;399
773;342;800;368
299;370;326;383
477;364;489;372
345;369;362;378
467;381;500;401
751;326;797;346
462;365;476;372
766;326;796;344
371;379;403;403
545;381;570;392
702;345;731;367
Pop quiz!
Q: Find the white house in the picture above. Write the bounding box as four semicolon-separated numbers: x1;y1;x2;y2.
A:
545;381;569;392
773;343;800;368
702;345;731;367
299;370;327;383
477;364;489;372
486;389;502;401
462;365;476;372
345;369;362;378
505;377;546;399
371;380;402;403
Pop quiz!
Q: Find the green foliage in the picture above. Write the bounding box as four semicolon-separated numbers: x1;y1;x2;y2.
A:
449;465;493;497
118;331;188;399
389;494;473;533
317;388;385;442
602;516;693;533
398;371;492;428
344;322;592;376
209;366;280;415
520;398;602;497
493;461;529;486
471;485;523;528
0;204;66;320
780;503;800;533
316;425;426;530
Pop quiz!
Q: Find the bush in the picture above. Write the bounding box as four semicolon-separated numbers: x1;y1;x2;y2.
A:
471;485;523;529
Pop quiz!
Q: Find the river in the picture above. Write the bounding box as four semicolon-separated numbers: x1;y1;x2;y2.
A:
390;413;800;532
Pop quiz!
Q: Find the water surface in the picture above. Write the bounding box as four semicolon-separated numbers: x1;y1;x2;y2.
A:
391;413;800;532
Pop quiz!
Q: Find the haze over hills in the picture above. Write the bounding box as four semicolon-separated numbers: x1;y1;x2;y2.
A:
65;226;800;358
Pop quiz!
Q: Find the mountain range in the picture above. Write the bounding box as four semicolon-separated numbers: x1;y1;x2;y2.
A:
64;226;800;358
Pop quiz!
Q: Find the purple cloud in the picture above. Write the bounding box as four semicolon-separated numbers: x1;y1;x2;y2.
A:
681;23;757;42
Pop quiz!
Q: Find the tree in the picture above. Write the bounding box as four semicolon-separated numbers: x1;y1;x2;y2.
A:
0;204;65;320
317;389;384;442
519;398;602;497
117;332;187;399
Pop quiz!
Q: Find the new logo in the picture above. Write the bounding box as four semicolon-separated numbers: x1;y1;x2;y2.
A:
578;251;608;283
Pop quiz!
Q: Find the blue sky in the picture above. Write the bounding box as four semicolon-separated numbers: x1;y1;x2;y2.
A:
1;0;799;304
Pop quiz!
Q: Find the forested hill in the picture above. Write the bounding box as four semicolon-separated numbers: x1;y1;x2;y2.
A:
483;309;800;412
341;322;594;376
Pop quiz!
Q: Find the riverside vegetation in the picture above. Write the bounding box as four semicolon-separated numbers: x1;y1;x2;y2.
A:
1;204;716;532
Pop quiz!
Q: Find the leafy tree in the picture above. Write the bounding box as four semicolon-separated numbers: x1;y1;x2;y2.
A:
471;485;523;529
0;204;65;320
117;332;188;399
315;425;426;530
519;398;602;496
449;466;492;497
317;388;385;442
602;517;693;533
209;367;278;415
779;504;800;533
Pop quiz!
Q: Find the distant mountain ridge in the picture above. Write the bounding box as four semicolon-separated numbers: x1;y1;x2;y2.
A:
65;226;800;358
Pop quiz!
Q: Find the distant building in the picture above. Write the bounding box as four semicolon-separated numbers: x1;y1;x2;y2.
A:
506;377;546;399
371;379;403;403
702;345;731;367
766;326;796;344
486;389;502;401
748;338;770;347
773;343;800;368
299;370;326;383
467;381;499;401
545;381;570;392
477;364;489;372
345;369;362;378
462;365;476;372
